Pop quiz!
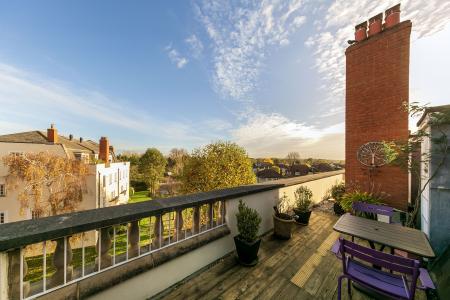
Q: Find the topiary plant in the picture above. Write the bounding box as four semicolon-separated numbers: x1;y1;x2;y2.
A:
294;186;313;212
330;182;345;202
340;191;383;213
236;200;262;243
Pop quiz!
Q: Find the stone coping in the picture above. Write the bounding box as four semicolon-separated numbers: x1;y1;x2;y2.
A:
0;170;344;251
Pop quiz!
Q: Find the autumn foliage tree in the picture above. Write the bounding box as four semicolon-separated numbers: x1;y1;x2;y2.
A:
180;141;256;194
3;152;89;217
138;148;167;196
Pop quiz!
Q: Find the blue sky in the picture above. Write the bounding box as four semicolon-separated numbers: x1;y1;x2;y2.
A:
0;0;449;159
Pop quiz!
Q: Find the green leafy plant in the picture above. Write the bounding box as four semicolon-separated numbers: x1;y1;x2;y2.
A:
274;192;292;220
330;182;346;203
236;200;262;243
340;191;382;213
294;186;313;212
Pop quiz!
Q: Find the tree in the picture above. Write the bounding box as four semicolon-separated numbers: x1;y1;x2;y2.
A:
138;148;167;195
180;141;256;194
286;152;300;166
383;102;450;227
167;148;189;177
262;158;274;165
3;152;89;217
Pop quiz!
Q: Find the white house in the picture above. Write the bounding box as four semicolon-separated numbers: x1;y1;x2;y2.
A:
0;124;130;224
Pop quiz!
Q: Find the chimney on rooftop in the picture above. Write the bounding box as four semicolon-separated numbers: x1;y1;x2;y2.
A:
345;4;411;210
79;137;83;143
47;124;58;144
385;4;401;29
69;134;73;141
99;137;110;163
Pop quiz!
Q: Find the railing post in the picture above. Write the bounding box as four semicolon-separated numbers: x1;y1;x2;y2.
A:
153;215;163;249
208;203;214;229
0;252;8;300
175;209;184;241
7;249;29;299
50;237;72;287
193;206;200;234
96;228;112;270
128;221;140;258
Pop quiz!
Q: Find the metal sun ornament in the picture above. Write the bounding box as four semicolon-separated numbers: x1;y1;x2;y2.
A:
357;142;389;168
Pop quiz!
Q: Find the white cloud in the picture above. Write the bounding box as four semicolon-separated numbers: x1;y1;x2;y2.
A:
185;34;204;58
307;0;450;108
231;112;344;158
165;45;189;68
194;0;307;100
0;62;219;146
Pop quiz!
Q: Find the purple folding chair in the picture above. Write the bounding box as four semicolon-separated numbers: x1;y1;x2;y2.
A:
352;201;394;223
351;202;396;251
336;237;421;300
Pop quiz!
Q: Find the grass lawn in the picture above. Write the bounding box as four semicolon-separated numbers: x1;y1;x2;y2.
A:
129;190;152;203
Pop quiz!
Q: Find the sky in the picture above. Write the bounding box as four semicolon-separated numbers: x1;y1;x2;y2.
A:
0;0;450;159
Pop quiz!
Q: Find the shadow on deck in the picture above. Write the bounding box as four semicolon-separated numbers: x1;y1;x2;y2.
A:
154;211;426;300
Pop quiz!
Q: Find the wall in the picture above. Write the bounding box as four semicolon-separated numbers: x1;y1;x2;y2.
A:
345;21;411;210
421;122;450;256
89;171;343;300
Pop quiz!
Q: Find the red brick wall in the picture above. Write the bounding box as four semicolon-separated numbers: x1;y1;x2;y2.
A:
345;21;411;210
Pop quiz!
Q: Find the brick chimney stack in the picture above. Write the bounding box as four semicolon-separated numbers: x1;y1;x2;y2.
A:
47;124;58;144
345;4;411;210
99;137;110;162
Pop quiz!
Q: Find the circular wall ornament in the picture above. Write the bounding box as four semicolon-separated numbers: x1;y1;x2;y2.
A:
357;142;388;167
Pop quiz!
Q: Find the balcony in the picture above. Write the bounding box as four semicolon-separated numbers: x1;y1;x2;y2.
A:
0;170;438;300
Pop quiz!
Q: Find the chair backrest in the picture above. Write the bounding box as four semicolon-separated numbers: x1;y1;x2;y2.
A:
352;201;394;222
339;238;420;297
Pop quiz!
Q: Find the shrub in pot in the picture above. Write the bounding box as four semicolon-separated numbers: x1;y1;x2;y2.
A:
273;193;295;239
234;200;262;266
293;186;313;225
340;191;383;219
330;182;346;215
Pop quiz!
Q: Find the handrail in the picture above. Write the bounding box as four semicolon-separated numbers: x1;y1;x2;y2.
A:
0;170;344;251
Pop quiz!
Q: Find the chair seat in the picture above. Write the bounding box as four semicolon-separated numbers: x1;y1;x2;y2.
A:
347;259;409;298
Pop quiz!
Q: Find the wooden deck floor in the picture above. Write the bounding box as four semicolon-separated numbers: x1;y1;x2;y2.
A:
154;211;426;300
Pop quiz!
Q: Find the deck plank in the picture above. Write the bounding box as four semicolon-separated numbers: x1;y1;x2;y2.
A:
155;211;428;300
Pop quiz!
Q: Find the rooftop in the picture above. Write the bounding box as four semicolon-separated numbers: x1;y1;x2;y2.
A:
154;211;427;300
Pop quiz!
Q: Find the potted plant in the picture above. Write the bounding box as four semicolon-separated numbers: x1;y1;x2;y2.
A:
331;183;346;215
273;193;295;239
293;186;313;225
234;200;262;266
340;191;383;219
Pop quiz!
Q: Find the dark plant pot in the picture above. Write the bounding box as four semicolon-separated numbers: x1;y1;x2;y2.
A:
234;236;261;266
333;202;345;215
294;209;312;225
273;214;295;240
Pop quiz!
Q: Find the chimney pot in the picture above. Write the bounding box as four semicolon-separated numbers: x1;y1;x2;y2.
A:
355;21;368;42
368;13;383;37
385;4;401;29
99;137;110;163
69;134;73;140
80;137;83;143
47;124;58;144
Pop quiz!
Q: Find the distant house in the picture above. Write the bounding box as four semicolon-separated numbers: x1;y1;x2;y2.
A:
0;124;130;224
311;163;334;173
256;168;282;183
290;164;310;176
277;163;290;176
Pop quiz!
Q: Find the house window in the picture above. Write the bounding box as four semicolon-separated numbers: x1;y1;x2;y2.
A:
0;184;6;196
9;151;24;157
109;174;112;185
32;210;42;219
103;175;106;187
0;212;5;224
114;173;117;182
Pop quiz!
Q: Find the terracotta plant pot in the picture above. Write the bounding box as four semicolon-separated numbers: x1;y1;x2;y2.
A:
294;209;312;225
273;213;295;239
234;236;261;266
